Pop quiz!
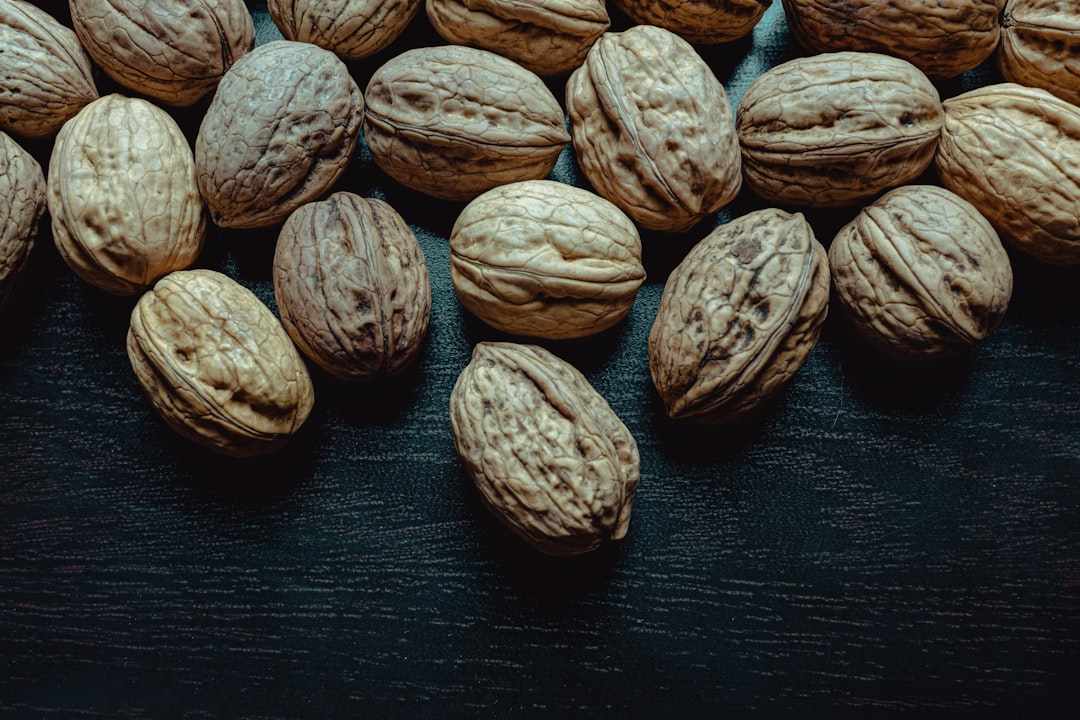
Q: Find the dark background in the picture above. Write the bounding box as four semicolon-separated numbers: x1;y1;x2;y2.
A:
2;2;1077;717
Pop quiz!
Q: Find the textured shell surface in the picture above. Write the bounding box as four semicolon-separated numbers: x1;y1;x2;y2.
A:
736;51;943;207
48;94;206;296
829;185;1013;360
935;82;1080;265
648;207;830;423
127;269;315;457
0;0;98;138
273;192;432;381
363;44;570;202
1000;0;1080;107
0;129;46;306
449;179;644;339
566;24;742;232
610;0;771;44
449;341;639;557
195;40;364;229
268;0;420;61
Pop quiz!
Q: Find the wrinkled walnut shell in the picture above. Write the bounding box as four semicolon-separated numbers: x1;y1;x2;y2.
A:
610;0;770;44
0;129;46;306
999;0;1080;107
269;0;420;61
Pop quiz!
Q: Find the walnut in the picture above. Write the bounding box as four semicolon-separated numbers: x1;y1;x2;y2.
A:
736;51;943;208
610;0;771;44
0;0;98;139
566;24;742;233
449;180;644;339
935;83;1080;265
426;0;609;77
781;0;1002;79
999;0;1080;108
268;0;420;61
47;94;206;296
273;192;432;381
829;185;1013;360
0;130;45;306
127;269;315;457
648;208;830;423
363;45;570;202
449;341;638;557
195;40;364;229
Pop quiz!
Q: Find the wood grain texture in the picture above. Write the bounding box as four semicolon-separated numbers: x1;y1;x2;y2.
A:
1;3;1078;718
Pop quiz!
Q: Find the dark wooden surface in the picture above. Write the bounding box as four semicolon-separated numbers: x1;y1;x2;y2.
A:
2;3;1078;717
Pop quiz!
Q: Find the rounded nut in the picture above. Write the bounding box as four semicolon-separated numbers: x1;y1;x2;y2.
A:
426;0;610;77
567;24;742;232
449;180;644;339
363;45;570;202
70;0;255;107
781;0;1002;79
829;185;1013;360
737;51;943;208
195;40;364;229
269;0;419;61
648;208;830;423
610;0;771;44
935;83;1080;265
449;341;639;557
0;0;98;139
0;130;46;306
999;0;1080;108
127;269;315;457
48;94;206;296
273;192;432;381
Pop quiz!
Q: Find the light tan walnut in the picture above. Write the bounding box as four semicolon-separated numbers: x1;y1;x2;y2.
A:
0;130;46;305
999;0;1080;107
268;0;419;61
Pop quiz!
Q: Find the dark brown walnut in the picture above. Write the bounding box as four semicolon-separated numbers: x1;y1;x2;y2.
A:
0;0;98;139
737;51;943;208
48;94;206;296
195;40;363;229
127;269;315;457
1000;0;1080;107
273;192;432;381
450;180;644;339
426;0;609;77
268;0;419;61
610;0;770;44
0;130;45;306
782;0;1002;79
364;45;570;202
649;208;829;423
69;0;254;108
449;341;639;557
567;24;742;233
936;83;1080;265
829;185;1013;361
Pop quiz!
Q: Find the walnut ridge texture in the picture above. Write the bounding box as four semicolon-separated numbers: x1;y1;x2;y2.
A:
999;0;1080;107
268;0;420;61
0;130;45;306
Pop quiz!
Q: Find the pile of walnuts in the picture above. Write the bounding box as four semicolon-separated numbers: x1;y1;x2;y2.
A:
1;0;1077;557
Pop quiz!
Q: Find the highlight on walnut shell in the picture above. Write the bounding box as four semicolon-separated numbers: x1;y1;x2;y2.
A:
829;185;1014;361
610;0;771;45
449;341;639;557
648;208;830;424
449;180;645;340
0;129;46;306
998;0;1080;108
269;0;420;61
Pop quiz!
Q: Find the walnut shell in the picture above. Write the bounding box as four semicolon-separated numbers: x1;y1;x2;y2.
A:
273;192;432;381
0;0;98;139
999;0;1080;108
47;94;206;296
781;0;1002;79
195;40;364;229
0;130;45;306
127;269;315;457
268;0;420;61
829;185;1013;360
610;0;770;44
737;51;943;208
450;180;644;339
648;208;830;423
69;0;254;107
449;341;639;557
426;0;609;77
363;45;571;202
566;24;742;233
935;83;1080;265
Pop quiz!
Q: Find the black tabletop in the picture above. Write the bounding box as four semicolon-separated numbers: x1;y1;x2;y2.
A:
2;3;1078;717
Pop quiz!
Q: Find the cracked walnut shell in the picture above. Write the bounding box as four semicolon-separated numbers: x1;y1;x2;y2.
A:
450;341;639;557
